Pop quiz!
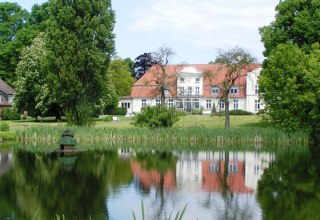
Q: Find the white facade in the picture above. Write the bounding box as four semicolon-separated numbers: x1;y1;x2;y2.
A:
119;66;264;115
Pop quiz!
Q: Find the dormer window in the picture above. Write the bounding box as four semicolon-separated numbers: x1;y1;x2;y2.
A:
195;78;200;83
180;77;185;82
230;86;238;94
211;87;220;94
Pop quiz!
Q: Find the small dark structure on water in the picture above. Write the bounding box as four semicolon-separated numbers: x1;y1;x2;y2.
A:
58;130;77;151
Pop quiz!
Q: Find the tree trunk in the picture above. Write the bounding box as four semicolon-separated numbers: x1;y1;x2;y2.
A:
225;98;230;128
160;88;166;106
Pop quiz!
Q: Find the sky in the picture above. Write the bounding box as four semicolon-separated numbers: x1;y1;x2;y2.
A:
6;0;279;64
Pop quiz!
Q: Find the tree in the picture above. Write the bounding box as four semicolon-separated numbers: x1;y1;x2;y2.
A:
108;58;136;97
209;47;256;128
29;2;50;32
149;47;175;105
260;0;320;57
259;0;320;145
133;52;154;79
46;0;116;126
0;3;36;85
13;32;60;118
123;57;135;76
259;43;320;145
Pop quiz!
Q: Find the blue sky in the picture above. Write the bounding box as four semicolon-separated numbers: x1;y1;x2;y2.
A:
6;0;279;64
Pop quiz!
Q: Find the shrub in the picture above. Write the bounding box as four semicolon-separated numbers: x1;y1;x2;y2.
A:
0;122;9;131
210;105;217;116
106;107;127;115
191;106;204;115
132;105;179;128
176;110;187;116
229;109;253;115
1;108;21;120
103;115;112;122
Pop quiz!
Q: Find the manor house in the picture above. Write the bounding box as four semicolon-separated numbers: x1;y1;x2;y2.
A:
119;64;263;114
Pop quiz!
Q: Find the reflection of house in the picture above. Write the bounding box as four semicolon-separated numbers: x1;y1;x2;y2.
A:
175;151;274;193
130;161;176;190
0;78;15;113
119;64;263;114
0;152;13;177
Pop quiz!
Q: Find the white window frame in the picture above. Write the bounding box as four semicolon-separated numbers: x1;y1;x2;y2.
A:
195;86;200;95
187;87;192;95
121;102;131;109
255;84;259;95
211;87;220;94
180;77;185;83
168;99;174;107
142;99;147;107
233;99;239;110
230;86;238;94
219;100;225;109
156;98;160;106
206;100;212;109
195;77;200;83
178;87;184;94
255;100;261;110
193;99;200;109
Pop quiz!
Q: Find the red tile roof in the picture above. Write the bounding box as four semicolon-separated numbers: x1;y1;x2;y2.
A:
130;64;260;98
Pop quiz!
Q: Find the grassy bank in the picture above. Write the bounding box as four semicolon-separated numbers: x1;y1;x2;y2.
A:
16;125;309;150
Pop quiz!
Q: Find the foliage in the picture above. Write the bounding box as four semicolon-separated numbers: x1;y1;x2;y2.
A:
132;105;179;128
257;149;320;220
46;0;116;126
64;101;95;127
103;115;112;122
229;109;253;115
1;108;20;120
211;47;257;128
108;58;136;96
191;107;204;115
14;32;60;118
176;110;187;117
0;122;9;131
210;104;217;116
124;57;135;76
0;2;37;85
133;53;154;79
106;107;127;116
260;0;320;57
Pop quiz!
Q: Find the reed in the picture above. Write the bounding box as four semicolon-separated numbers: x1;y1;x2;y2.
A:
15;126;309;152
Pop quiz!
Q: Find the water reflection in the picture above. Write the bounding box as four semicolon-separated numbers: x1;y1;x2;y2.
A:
0;146;281;219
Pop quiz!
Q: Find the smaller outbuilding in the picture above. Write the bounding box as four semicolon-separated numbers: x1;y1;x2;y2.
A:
57;130;77;151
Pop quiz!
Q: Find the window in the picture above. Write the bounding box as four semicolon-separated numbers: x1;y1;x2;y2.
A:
255;100;261;110
228;163;238;173
230;86;238;94
156;98;160;106
176;100;183;109
195;77;200;83
210;163;219;173
206;100;212;109
168;99;174;107
193;99;200;109
219;100;225;109
233;99;239;109
178;87;184;94
255;84;259;95
121;102;131;109
195;86;200;95
180;77;185;82
187;87;192;95
142;99;146;107
211;87;220;94
8;95;13;103
0;96;2;102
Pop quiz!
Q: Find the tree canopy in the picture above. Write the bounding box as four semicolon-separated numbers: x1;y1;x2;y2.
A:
46;0;116;126
259;0;320;145
133;52;154;79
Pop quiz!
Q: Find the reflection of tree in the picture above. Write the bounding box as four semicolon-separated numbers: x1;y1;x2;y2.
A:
258;149;320;220
133;151;178;219
1;150;133;219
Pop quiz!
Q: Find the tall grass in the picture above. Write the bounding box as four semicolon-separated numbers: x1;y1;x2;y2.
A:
15;126;309;151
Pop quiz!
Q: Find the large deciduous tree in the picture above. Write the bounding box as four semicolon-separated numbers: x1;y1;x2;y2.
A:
108;58;136;97
0;2;35;85
133;52;154;79
14;32;60;118
46;0;115;126
211;47;256;128
259;0;320;146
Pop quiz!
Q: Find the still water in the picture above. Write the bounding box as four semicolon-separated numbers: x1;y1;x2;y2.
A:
0;144;319;220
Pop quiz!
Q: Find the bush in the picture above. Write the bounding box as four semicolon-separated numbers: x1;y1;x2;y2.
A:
191;106;204;115
176;110;187;116
1;108;21;120
103;115;112;122
229;109;253;115
106;107;127;115
0;122;9;131
132;105;179;128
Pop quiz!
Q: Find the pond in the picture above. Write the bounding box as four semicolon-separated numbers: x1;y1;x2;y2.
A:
0;143;319;220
